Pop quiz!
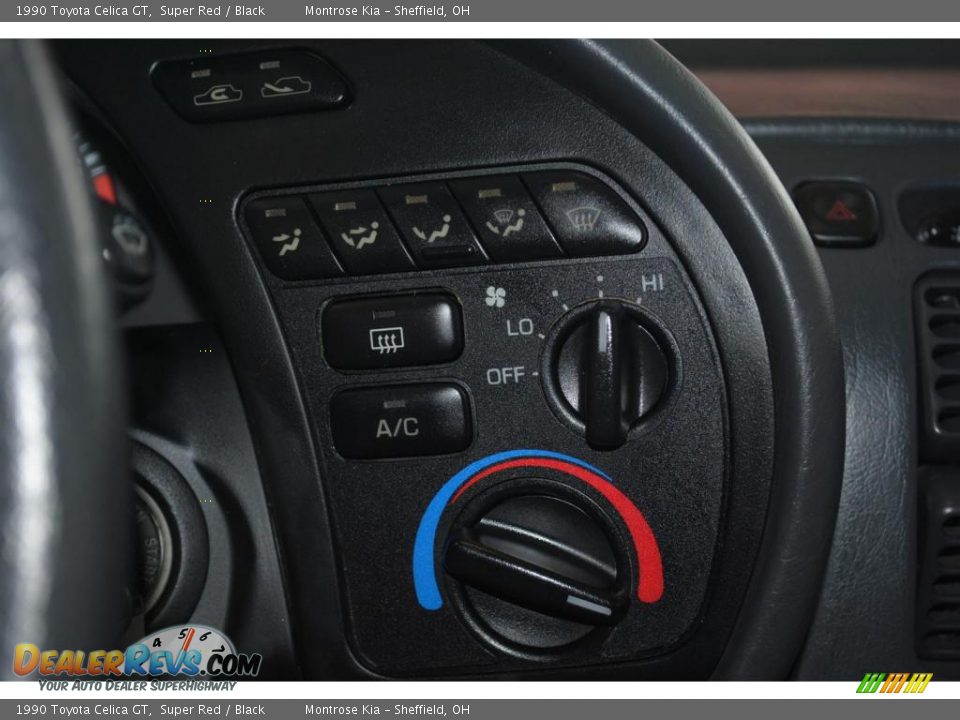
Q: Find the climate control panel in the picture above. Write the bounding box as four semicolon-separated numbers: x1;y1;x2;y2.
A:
244;165;729;676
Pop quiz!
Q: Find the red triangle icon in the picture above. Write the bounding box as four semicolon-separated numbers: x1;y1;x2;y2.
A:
825;199;858;222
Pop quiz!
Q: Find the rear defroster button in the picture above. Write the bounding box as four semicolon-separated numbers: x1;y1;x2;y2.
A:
321;292;464;370
330;383;472;459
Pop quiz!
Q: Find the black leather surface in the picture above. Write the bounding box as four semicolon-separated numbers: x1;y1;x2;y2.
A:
0;40;128;675
499;40;846;678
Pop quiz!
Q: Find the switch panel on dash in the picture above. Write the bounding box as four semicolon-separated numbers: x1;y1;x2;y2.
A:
152;49;350;122
241;165;650;281
321;292;464;370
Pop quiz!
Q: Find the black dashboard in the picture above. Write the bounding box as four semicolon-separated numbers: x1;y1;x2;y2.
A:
52;39;960;680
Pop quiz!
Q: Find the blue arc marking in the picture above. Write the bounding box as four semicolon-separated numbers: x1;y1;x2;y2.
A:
412;449;613;611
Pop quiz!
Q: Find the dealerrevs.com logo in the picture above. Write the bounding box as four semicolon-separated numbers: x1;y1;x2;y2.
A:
13;625;262;678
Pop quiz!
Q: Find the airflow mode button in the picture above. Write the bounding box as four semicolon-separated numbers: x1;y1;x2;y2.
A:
321;292;464;371
245;196;343;280
309;190;415;275
450;175;563;262
378;183;488;268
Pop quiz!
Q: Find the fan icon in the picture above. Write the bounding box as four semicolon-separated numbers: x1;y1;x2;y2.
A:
484;286;506;308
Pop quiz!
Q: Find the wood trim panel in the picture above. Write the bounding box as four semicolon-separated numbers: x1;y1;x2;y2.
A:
693;68;960;122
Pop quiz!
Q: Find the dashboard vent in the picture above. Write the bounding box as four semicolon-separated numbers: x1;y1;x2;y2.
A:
915;273;960;462
918;470;960;659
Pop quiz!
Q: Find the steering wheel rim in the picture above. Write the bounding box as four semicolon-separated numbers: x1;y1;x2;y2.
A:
499;39;845;678
0;39;129;676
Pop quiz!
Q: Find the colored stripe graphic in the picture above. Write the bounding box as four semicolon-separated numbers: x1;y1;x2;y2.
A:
857;673;885;693
412;449;664;611
881;673;908;693
857;672;932;694
907;673;933;693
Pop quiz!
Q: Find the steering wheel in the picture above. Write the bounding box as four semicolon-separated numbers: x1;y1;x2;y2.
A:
0;40;129;677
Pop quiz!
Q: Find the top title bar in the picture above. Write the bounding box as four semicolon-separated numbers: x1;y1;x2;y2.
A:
6;0;960;21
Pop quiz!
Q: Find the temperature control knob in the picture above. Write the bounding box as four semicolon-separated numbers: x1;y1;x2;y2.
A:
444;492;627;649
547;300;669;449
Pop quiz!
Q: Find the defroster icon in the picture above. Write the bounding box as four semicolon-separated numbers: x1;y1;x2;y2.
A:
565;206;601;233
369;327;406;354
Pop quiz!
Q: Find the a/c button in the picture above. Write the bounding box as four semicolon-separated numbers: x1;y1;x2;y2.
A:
330;383;472;460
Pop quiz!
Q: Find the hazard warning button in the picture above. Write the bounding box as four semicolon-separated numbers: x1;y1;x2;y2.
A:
793;181;879;247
